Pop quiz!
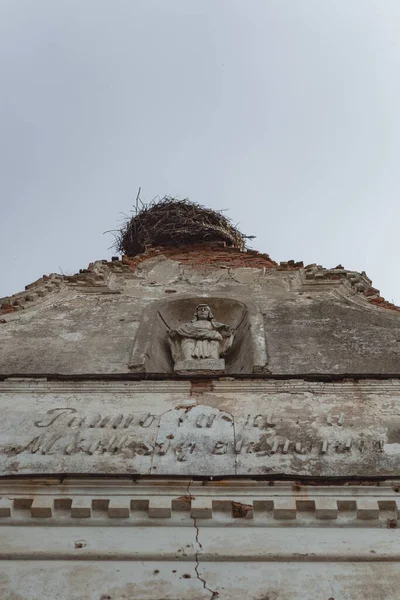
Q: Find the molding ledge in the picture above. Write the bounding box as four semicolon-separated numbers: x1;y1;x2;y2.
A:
0;479;399;527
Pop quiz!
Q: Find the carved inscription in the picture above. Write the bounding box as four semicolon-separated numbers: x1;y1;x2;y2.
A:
10;407;386;461
34;408;155;430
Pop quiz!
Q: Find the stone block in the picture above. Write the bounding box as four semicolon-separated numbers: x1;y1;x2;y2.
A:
31;496;53;518
191;497;212;519
273;499;296;520
356;499;379;520
146;260;181;285
174;358;225;374
315;498;338;519
0;497;13;517
229;267;263;283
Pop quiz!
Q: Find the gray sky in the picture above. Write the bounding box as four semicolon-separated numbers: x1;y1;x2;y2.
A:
1;0;400;302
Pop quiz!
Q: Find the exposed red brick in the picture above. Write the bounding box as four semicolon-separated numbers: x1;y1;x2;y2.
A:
3;244;400;317
190;380;214;395
278;260;304;270
122;245;279;271
232;501;253;518
364;287;380;297
370;297;400;312
0;304;17;314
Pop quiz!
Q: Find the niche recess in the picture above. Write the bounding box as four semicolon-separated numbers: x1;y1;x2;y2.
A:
129;296;268;375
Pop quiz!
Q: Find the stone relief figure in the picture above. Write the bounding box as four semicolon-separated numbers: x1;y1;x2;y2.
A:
168;304;234;372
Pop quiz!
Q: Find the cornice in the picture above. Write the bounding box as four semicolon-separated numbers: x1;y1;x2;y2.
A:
0;378;398;395
2;255;399;319
0;260;129;316
0;379;191;394
300;265;400;314
0;479;398;526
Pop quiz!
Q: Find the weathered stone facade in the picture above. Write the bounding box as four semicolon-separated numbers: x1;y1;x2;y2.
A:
1;243;400;599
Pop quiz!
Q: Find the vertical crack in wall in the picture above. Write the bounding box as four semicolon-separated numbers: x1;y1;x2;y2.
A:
187;480;219;599
232;414;238;476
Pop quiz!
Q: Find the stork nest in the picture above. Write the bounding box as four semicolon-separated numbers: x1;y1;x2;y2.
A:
115;197;252;257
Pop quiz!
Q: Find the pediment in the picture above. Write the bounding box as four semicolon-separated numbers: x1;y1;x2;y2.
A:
1;258;400;377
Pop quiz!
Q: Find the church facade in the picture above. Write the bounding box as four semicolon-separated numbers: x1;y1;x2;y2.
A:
1;238;400;599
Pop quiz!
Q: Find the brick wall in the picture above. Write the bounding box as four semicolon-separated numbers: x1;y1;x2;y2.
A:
122;243;286;270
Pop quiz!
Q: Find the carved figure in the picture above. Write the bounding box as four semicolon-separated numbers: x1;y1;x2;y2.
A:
168;304;234;371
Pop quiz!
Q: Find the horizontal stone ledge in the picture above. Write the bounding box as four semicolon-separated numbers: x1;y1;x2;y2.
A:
0;528;398;562
0;495;397;522
1;479;400;494
3;553;400;563
2;379;400;394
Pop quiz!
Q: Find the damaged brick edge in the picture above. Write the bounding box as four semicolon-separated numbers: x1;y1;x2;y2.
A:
1;245;399;316
303;265;400;312
0;260;128;315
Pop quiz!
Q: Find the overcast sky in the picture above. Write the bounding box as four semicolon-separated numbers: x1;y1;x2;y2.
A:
1;0;400;302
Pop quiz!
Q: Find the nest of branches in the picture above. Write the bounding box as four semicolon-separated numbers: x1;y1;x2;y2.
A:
115;197;252;257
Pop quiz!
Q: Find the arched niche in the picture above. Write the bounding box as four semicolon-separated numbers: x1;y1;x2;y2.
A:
129;296;268;375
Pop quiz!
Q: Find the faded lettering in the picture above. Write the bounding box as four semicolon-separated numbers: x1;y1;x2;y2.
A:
34;408;77;428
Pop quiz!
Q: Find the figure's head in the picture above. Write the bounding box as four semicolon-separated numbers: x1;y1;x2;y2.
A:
194;304;213;321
